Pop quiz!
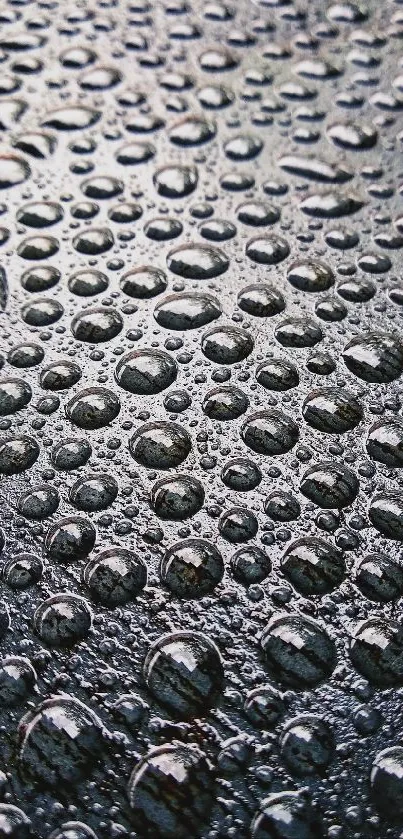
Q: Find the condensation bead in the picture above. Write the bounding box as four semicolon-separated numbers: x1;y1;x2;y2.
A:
143;630;225;717
128;743;216;837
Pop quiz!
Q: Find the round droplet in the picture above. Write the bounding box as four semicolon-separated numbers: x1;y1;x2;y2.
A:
301;462;358;508
241;411;299;455
256;359;299;392
151;475;204;520
167;244;229;279
261;613;337;688
221;458;262;492
45;516;96;562
130;422;191;469
201;325;253;364
71;308;123;343
0;437;39;475
51;438;92;471
203;386;248;420
143;630;224;717
17;485;60;520
153;165;198;197
69;475;118;512
303;388;363;433
39;361;81;391
115;350;177;394
34;594;93;647
343;333;403;383
231;546;271;585
369;493;403;540
66;388;120;430
280;716;334;778
18;696;104;785
287;260;334;293
237;284;285;317
350;619;403;686
366;418;403;466
0;379;31;416
251;792;321;839
83;549;147;606
128;742;216;837
120;266;167;299
160;538;224;598
281;537;346;595
355;553;403;602
154;292;221;330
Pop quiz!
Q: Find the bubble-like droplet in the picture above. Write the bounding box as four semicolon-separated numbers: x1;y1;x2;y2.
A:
34;594;93;647
115;349;177;394
0;656;36;707
154;292;222;330
153;164;198;197
130;421;191;469
160;538;224;597
251;792;321;839
231;546;271;585
72;228;114;255
203;386;248;420
241;410;299;455
355;553;403;602
51;438;92;471
0;155;30;189
256;359;299;392
120;266;167;299
343;333;403;383
371;747;403;820
83;548;147;606
369;492;403;540
0;436;39;475
201;325;253;364
167;243;229;279
0;805;30;838
300;462;359;508
151;475;204;520
45;516;96;562
221;458;262;492
303;388;363;434
41;106;101;131
366;418;403;466
69;474;118;512
39;361;81;391
261;613;336;688
246;235;290;264
3;554;43;590
0;378;32;416
280;715;335;776
17;485;60;520
275;317;323;348
71;308;123;343
18;696;104;785
66;388;120;429
350;619;403;686
281;537;345;595
128;742;216;837
143;630;224;717
169;115;216;146
237;284;285;318
287;260;334;293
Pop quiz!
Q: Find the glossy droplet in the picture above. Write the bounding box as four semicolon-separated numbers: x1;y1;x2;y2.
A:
130;421;191;469
167;244;229;279
115;349;177;394
143;630;224;717
343;333;403;383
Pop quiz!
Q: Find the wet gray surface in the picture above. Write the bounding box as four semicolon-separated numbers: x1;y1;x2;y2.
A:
1;0;403;836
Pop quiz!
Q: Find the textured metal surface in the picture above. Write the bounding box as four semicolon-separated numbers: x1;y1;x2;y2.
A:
1;0;403;836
